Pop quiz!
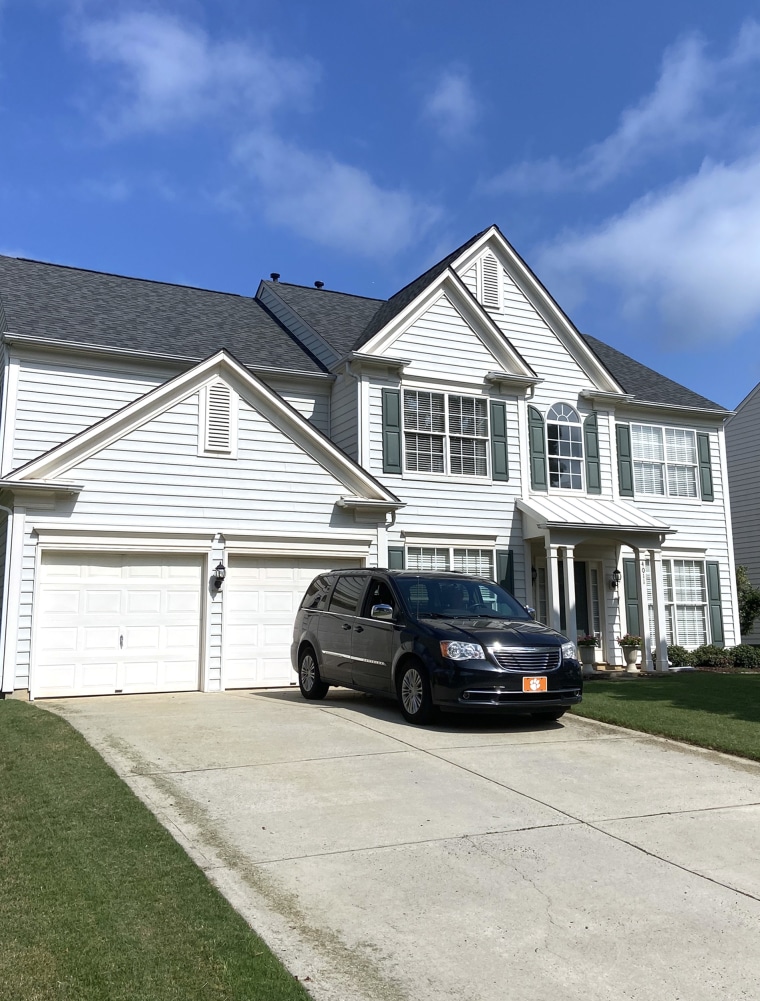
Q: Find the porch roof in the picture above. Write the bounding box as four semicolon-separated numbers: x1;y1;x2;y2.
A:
517;496;675;537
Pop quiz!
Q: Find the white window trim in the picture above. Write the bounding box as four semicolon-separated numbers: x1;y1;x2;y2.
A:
631;422;699;500
546;403;584;493
199;381;238;458
645;557;709;648
402;388;490;478
405;545;496;579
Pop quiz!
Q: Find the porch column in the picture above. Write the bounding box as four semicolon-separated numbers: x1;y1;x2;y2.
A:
634;548;653;672
649;550;670;672
546;544;562;633
562;545;577;641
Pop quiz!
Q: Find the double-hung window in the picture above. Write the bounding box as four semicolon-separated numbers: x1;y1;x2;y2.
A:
403;390;489;476
643;559;708;647
547;403;583;490
406;546;495;578
631;424;698;498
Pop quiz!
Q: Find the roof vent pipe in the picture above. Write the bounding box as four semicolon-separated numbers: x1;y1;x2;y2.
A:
270;272;280;282
314;281;324;289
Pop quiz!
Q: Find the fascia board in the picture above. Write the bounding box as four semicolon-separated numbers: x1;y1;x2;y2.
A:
452;230;625;395
257;283;341;367
0;479;83;494
615;399;733;421
9;349;400;505
358;269;535;379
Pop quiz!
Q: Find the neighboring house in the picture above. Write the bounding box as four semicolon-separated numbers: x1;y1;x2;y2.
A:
726;383;760;643
0;225;739;699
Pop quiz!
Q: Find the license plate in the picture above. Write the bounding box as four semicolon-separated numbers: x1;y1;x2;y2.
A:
523;676;547;693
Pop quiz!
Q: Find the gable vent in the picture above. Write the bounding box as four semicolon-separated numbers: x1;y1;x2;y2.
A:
205;382;233;452
480;253;502;311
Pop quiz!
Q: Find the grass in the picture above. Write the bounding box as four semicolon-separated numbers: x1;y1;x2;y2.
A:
572;671;760;761
0;700;311;1001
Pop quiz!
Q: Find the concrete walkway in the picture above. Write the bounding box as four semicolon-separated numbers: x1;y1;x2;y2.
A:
45;689;760;1001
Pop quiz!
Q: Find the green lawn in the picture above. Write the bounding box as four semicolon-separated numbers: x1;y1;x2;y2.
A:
573;671;760;761
0;700;311;1001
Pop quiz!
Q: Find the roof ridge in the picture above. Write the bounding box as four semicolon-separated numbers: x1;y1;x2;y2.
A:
264;280;386;304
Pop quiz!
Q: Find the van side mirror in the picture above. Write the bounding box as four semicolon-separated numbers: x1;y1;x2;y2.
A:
525;606;537;620
371;603;394;621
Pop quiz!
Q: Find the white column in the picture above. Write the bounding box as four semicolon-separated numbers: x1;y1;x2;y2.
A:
634;548;653;671
649;550;670;672
546;544;562;633
562;546;577;641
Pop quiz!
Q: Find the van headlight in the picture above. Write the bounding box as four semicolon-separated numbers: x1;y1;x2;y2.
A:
440;641;485;661
561;641;577;661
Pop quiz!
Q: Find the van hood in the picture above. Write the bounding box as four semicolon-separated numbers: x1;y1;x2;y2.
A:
422;616;568;647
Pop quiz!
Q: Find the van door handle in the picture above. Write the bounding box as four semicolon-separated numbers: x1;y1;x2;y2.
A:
342;623;351;630
354;625;364;632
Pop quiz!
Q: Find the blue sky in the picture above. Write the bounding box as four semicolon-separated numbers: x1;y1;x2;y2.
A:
2;0;760;409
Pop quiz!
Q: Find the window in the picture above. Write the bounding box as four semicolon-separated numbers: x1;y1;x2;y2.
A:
328;575;366;615
547;403;583;490
631;424;698;498
644;559;708;647
406;546;494;579
301;575;332;611
362;579;397;617
403;391;488;477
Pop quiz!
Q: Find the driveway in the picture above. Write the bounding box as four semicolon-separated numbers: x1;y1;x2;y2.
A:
46;689;760;1001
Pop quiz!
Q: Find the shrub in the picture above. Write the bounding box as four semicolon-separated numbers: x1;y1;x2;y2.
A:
667;644;693;667
730;644;760;669
691;644;733;668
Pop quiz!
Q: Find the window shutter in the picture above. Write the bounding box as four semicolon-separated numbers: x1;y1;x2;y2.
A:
527;406;547;491
616;424;634;497
206;382;232;452
706;561;724;646
382;389;402;474
489;401;509;481
697;432;714;502
481;253;501;310
387;546;405;570
583;414;602;494
496;550;514;593
622;559;640;636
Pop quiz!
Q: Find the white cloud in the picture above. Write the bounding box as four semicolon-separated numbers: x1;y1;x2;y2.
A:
537;153;760;345
233;131;441;258
77;10;317;134
490;21;760;193
422;69;480;142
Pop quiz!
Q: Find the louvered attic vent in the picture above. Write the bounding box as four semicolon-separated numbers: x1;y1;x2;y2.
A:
480;253;502;311
203;382;235;454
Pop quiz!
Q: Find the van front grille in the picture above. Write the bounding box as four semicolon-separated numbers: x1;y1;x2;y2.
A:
488;646;561;672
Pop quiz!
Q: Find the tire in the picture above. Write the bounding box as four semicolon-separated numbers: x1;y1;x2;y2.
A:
533;708;566;722
298;648;329;700
396;661;434;725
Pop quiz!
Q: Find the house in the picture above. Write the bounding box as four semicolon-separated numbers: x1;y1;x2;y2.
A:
725;383;760;643
0;225;739;699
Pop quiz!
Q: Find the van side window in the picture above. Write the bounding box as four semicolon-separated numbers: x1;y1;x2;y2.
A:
362;579;397;617
328;575;366;615
301;575;333;611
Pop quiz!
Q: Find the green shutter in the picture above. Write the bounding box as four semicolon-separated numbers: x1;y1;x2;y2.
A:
387;546;405;570
697;432;714;502
706;561;724;646
527;406;547;491
622;558;640;636
490;401;509;481
583;413;602;494
382;389;402;474
496;550;514;593
616;424;634;497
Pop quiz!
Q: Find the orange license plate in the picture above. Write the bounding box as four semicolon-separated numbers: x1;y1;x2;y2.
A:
522;676;548;693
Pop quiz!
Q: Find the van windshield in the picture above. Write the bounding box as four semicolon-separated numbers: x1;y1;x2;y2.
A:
395;577;530;620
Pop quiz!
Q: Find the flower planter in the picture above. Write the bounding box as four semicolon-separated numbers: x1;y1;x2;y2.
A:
621;646;640;672
578;646;597;676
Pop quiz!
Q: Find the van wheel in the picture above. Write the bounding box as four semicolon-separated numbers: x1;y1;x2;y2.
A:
533;708;566;721
397;662;434;725
299;649;329;700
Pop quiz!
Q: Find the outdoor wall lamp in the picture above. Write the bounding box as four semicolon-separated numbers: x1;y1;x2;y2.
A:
212;562;227;590
609;568;622;590
531;566;538;584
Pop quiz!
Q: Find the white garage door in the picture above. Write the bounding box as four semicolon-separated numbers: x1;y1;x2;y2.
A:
224;555;363;688
34;553;203;698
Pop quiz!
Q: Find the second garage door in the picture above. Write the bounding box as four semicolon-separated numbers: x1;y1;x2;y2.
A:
224;555;363;688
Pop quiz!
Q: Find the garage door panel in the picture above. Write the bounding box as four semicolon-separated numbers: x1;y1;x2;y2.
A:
224;555;363;689
35;553;203;698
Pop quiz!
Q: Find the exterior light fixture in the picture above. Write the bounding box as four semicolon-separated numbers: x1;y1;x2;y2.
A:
531;566;538;584
212;562;227;590
610;568;622;590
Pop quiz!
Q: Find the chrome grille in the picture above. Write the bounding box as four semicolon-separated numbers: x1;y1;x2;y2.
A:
488;646;561;672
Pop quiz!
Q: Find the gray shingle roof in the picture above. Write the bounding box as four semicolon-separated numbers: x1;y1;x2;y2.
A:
581;334;725;411
262;281;384;358
0;256;325;373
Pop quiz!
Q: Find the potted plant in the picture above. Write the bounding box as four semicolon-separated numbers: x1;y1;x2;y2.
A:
617;634;642;672
577;635;599;674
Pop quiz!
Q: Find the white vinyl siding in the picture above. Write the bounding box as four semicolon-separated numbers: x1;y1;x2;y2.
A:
631;424;698;498
726;387;760;641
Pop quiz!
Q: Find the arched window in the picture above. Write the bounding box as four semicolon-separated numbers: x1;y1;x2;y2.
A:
547;403;583;490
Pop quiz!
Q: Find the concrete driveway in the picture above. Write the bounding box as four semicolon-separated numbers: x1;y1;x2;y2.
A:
46;689;760;1001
